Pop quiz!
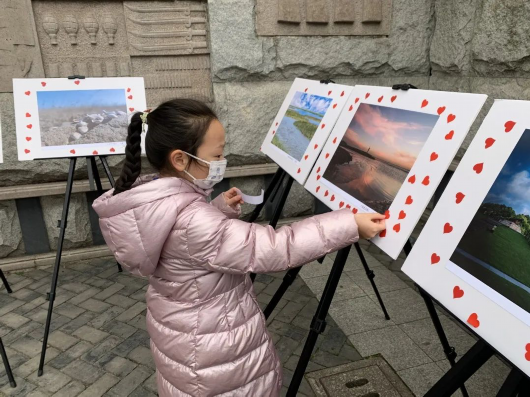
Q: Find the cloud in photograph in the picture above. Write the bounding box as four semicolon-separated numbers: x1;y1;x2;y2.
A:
290;92;333;116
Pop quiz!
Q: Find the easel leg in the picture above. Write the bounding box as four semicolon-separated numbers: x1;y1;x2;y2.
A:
0;269;12;293
353;242;390;320
287;245;352;396
263;267;300;320
425;340;493;397
496;368;528;397
248;168;285;223
0;338;16;388
38;157;77;376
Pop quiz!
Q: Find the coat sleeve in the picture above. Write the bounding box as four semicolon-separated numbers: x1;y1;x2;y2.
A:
209;192;241;219
186;204;359;274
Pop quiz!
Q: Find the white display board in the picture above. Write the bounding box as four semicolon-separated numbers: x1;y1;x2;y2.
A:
402;100;530;377
13;77;146;160
305;85;487;259
260;78;354;185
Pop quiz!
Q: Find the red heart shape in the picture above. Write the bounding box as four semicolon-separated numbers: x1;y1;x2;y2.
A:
447;114;456;123
304;155;308;160
346;204;351;209
473;163;484;174
93;150;98;155
422;176;430;186
437;106;446;115
505;120;516;133
393;223;401;233
391;95;397;103
467;313;480;328
129;107;134;112
349;105;353;111
110;148;116;153
339;201;344;208
378;95;384;103
27;124;32;129
41;82;46;87
25;137;31;141
297;168;301;173
25;112;31;117
398;210;406;220
328;90;332;96
324;190;329;197
128;95;133;100
456;192;465;204
445;130;454;140
385;210;390;219
355;98;360;104
317;175;321;180
341;91;345;97
525;344;530;361
316;186;320;192
25;91;30;96
333;137;337;144
276;122;278;126
304;88;308;92
272;130;276;135
379;229;386;237
431;253;440;265
314;144;318;149
405;195;413;205
333;103;337;109
24;149;30;154
453;286;464;299
127;88;131;92
365;93;370;99
325;153;330;159
352;208;358;214
408;175;416;184
317;167;321;173
430;152;438;162
321;124;326;129
421;99;428;108
444;223;453;234
330;194;335;202
74;80;80;85
485;138;495;149
70;149;76;154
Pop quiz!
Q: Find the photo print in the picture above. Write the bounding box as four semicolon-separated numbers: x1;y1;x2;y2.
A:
401;100;530;377
305;85;487;259
261;78;354;185
13;77;146;160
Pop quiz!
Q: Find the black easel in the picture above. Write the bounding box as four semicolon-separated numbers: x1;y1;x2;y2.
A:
38;154;121;376
0;265;15;387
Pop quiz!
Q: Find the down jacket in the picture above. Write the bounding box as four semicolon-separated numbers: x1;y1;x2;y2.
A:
92;175;360;396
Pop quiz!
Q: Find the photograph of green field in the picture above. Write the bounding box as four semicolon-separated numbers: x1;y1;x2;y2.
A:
272;91;332;161
450;129;530;314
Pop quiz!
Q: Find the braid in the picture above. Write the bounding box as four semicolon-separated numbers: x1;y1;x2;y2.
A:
113;112;143;195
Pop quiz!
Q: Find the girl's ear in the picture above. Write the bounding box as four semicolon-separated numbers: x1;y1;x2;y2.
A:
168;149;188;172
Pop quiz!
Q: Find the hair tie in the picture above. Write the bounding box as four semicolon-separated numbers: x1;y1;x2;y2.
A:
140;109;151;132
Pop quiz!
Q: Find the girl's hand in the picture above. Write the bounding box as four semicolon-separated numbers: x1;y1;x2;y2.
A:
223;187;244;209
354;213;386;239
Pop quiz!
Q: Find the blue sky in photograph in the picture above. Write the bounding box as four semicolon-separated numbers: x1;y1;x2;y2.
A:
290;92;332;115
37;89;127;109
485;129;530;216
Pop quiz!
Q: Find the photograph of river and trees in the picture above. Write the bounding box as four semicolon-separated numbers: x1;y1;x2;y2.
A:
272;91;332;161
451;130;530;314
323;103;439;214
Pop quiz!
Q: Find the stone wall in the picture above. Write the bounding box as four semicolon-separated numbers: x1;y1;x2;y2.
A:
2;0;530;260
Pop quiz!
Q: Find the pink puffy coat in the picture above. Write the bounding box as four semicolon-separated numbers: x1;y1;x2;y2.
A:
92;175;359;396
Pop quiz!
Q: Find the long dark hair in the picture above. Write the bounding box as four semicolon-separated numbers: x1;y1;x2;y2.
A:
113;99;217;195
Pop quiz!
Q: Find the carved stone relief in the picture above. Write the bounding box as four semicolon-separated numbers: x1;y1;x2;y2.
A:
256;0;392;36
0;0;45;92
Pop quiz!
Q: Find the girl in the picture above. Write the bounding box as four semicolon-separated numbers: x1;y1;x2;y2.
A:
93;99;386;397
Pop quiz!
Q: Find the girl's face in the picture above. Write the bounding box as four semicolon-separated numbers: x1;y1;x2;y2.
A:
165;119;226;181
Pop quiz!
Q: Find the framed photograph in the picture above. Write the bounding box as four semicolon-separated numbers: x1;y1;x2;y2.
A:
260;78;354;185
402;100;530;377
305;85;487;259
13;77;146;161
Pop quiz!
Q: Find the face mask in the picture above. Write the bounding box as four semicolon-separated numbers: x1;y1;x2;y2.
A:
183;152;227;190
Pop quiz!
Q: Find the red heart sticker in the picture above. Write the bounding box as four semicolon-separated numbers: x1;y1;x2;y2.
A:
456;192;465;204
339;201;344;208
378;95;384;103
485;138;495;149
304;155;308;160
24;149;30;154
430;152;438;162
317;167;321;173
333;103;337;109
437;106;446;115
41;82;46;87
25;91;30;96
93;150;98;155
272;130;276;135
304;88;308;92
316;186;320;192
391;95;397;103
70;149;76;154
355;98;360;104
444;223;453;234
314;144;318;149
431;253;440;265
352;208;358;214
393;223;401;233
324;190;329;197
127;88;131;93
453;286;464;299
445;130;454;140
27;124;32;129
25;137;31;141
467;313;480;328
321;124;326;129
505;120;516;133
385;210;390;219
341;91;345;97
422;176;430;186
408;175;416;184
297;168;301;173
421;99;428;108
328;90;332;96
525;344;530;361
333;137;337;144
365;93;370;99
128;95;133;100
325;153;330;159
74;80;80;85
275;122;278;126
25;112;31;117
317;175;321;180
349;105;354;111
129;107;134;112
346;204;351;209
405;195;413;205
447;114;456;123
473;163;484;174
109;148;116;153
330;194;335;202
398;210;406;220
379;230;387;238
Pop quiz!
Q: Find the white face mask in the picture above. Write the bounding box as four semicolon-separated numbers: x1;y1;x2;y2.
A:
183;152;227;190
